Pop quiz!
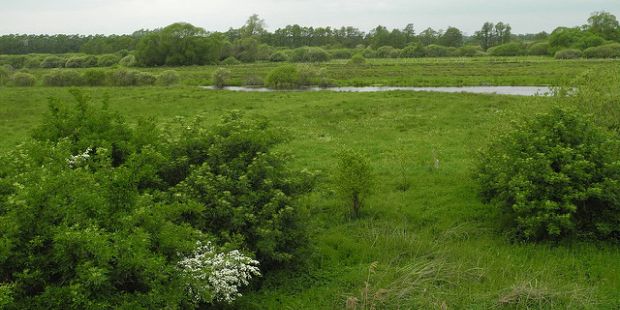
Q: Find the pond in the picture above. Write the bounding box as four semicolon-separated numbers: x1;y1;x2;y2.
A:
202;86;553;96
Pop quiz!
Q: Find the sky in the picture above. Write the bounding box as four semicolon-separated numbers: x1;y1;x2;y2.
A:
1;0;619;36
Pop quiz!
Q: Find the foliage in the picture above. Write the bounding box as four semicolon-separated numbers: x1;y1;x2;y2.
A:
108;68;140;86
348;53;366;65
554;49;582;59
11;72;36;87
474;22;512;50
400;44;426;58
0;92;312;307
476;108;620;241
119;55;137;67
438;27;464;47
82;69;107;86
334;148;373;218
329;49;354;59
42;69;84;87
0;66;9;86
265;64;300;89
583;43;620;58
587;11;620;41
424;44;449;57
136;72;157;86
527;42;550;56
96;54;121;67
157;70;180;86
221;56;241;65
212;68;231;88
457;45;484;57
269;51;288;62
40;56;66;68
548;27;605;53
290;47;330;62
488;42;526;56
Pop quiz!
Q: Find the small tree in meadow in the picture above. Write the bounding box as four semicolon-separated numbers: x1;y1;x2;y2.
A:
334;148;374;218
212;67;231;88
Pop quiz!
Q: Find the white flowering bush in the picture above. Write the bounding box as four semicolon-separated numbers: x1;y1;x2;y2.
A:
179;242;260;304
66;147;93;168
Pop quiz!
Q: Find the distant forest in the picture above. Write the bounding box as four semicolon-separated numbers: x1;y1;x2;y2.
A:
0;12;618;65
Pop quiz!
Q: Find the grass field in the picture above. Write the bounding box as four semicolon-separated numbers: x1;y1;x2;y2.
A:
1;58;620;308
19;56;620;87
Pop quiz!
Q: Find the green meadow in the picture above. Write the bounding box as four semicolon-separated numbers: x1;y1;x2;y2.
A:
1;58;619;308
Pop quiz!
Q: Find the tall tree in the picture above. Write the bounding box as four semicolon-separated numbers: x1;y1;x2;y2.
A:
587;11;620;40
439;26;463;47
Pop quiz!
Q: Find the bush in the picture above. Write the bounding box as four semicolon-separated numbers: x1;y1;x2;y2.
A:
24;57;43;69
136;72;157;86
269;51;289;62
488;42;526;56
528;42;551;56
266;64;299;89
108;68;139;86
583;43;620;58
457;45;484;57
425;44;450;57
40;56;65;68
11;72;36;86
42;69;84;87
297;64;319;86
212;67;231;88
221;56;241;65
0;92;312;307
157;70;180;86
362;48;377;58
244;75;264;87
119;55;137;67
348;53;366;65
476;108;620;241
375;46;396;58
329;49;353;59
82;69;107;86
554;49;583;59
97;54;121;67
64;56;86;68
290;47;330;62
400;44;426;58
0;66;9;86
334;148;373;218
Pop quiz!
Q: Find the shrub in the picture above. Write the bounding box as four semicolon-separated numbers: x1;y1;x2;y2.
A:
334;148;374;218
42;69;84;86
269;51;289;62
0;55;26;68
244;75;264;87
24;57;43;69
348;53;366;65
82;55;98;67
97;54;121;67
488;42;526;56
108;68;139;86
528;42;551;56
136;71;157;86
329;49;353;59
119;55;137;67
157;70;180;86
266;65;299;89
212;67;231;88
290;47;330;62
297;64;319;86
583;43;620;58
0;92;311;307
400;44;426;58
425;44;450;57
362;48;377;58
0;66;9;86
554;49;583;59
476;108;620;241
40;55;65;68
64;56;86;68
11;72;36;86
82;69;107;86
457;45;484;57
221;56;241;65
375;46;396;58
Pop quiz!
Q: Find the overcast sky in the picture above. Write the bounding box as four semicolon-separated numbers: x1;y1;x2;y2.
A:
1;0;619;36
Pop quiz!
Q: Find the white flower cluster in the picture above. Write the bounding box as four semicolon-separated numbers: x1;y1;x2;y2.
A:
66;147;93;168
178;242;260;304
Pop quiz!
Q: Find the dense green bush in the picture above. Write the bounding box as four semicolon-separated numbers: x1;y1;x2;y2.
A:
11;72;36;86
108;68;139;86
488;42;526;56
40;55;66;68
400;44;426;58
265;64;300;89
583;43;620;58
157;70;180;86
457;45;484;57
24;56;44;69
42;69;84;86
476;108;620;241
0;66;9;86
269;51;289;62
554;49;583;59
376;46;397;58
97;54;121;67
0;55;26;69
135;71;157;86
528;42;551;56
334;148;373;218
64;56;86;68
0;92;313;307
329;49;353;59
290;47;330;62
425;44;450;57
119;55;137;67
82;69;107;86
348;53;366;65
212;67;231;88
221;56;241;65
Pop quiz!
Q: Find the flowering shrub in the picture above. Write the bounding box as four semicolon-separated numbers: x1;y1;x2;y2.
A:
178;242;260;304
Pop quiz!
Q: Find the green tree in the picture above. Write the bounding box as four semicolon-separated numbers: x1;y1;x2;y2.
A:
334;148;374;218
439;26;464;47
587;11;620;41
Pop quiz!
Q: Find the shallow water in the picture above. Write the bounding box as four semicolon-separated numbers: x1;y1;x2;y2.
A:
202;86;553;96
